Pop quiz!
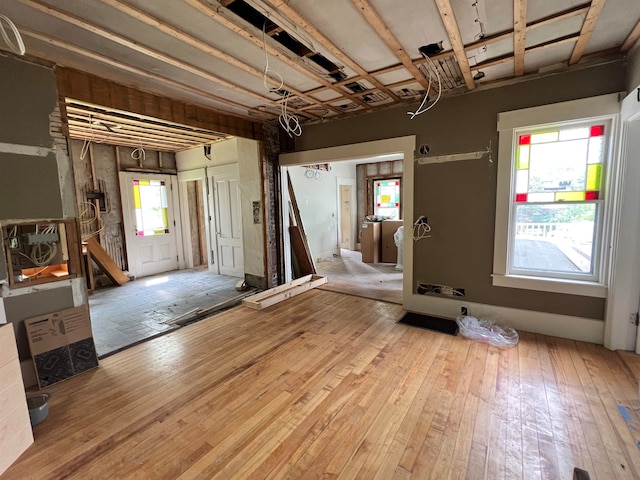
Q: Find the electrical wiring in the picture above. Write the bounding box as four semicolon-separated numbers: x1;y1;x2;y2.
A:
131;140;146;165
0;15;25;56
412;216;432;241
18;224;59;267
279;90;302;138
407;55;442;119
79;201;104;240
261;21;302;138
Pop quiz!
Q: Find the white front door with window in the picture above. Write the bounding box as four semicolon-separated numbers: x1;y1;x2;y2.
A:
208;165;243;278
119;172;180;278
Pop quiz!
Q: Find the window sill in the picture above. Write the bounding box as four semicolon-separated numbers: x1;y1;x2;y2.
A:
492;274;607;298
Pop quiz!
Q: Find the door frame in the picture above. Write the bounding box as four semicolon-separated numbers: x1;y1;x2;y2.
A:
206;163;242;276
604;89;640;351
336;178;356;251
119;172;184;278
177;168;208;270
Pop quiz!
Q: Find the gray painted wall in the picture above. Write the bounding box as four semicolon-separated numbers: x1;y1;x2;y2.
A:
627;44;640;93
294;61;627;320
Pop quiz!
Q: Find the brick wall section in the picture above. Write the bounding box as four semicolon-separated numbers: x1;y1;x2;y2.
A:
262;122;283;288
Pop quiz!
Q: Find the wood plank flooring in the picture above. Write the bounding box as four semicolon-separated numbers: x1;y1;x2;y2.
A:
4;290;640;479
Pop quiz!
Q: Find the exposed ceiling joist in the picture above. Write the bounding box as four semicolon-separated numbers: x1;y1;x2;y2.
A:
569;0;607;65
350;0;430;91
22;29;272;121
264;0;400;101
513;0;528;76
433;0;475;90
185;0;370;109
98;0;341;115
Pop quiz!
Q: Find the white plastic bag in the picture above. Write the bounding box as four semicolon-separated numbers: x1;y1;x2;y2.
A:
455;315;519;347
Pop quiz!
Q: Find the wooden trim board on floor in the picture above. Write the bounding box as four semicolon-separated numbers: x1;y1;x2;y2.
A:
242;275;327;310
86;237;129;285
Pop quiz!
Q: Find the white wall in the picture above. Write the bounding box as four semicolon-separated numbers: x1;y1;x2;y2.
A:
236;138;265;279
175;138;265;281
289;162;357;261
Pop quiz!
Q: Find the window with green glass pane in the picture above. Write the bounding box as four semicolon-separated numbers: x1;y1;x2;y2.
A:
510;120;608;279
373;179;401;219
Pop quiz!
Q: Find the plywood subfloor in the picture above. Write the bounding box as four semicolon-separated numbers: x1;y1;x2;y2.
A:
5;290;640;479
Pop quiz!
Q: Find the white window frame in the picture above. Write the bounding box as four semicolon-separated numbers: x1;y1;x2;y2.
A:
493;94;621;298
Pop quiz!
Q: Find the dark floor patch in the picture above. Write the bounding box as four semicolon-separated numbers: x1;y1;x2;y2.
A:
398;312;459;336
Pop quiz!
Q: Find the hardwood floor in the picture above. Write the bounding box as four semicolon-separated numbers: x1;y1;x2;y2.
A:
4;290;640;479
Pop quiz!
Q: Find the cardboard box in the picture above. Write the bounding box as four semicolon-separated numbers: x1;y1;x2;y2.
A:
24;305;98;388
381;221;403;263
360;222;381;263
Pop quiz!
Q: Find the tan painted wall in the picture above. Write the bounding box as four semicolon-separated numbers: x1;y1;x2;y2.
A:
293;62;627;320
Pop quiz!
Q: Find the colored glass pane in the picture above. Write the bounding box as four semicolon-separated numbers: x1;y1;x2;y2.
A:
517;145;530;170
531;131;559;144
515;193;527;202
555;191;585;201
585;191;599;200
133;179;169;236
518;134;531;145
590;125;604;137
586;164;602;191
381;195;390;203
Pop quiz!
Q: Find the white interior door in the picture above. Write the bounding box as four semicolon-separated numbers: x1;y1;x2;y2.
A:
119;172;179;278
340;184;352;249
208;165;243;278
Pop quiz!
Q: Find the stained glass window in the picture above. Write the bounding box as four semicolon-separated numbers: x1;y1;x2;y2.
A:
133;179;169;236
509;121;608;277
374;179;401;219
513;124;604;204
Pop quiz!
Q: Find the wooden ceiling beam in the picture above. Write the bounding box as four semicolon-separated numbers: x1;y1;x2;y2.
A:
513;0;528;76
621;19;640;52
186;0;370;109
569;0;607;64
98;0;341;115
350;0;430;91
18;0;295;112
433;0;475;90
67;121;194;148
264;0;400;101
22;30;272;123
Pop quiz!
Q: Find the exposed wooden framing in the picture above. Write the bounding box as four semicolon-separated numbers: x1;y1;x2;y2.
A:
621;19;640;52
185;0;370;109
86;237;129;285
433;0;475;90
19;0;317;118
56;68;262;140
98;0;340;115
350;0;430;91
513;0;528;76
65;104;229;141
569;0;607;65
265;0;400;101
307;2;590;99
24;36;266;124
67;124;194;152
474;33;581;71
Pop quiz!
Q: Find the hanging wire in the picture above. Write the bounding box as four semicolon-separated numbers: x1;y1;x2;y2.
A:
262;22;284;93
408;55;442;119
0;15;25;56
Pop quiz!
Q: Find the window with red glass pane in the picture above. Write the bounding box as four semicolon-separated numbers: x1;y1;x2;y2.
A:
373;179;401;219
509;120;609;280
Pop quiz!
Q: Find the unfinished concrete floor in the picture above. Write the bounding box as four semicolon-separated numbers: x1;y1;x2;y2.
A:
89;268;240;358
316;249;402;304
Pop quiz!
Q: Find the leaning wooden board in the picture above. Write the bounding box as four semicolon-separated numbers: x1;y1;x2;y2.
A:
242;275;327;310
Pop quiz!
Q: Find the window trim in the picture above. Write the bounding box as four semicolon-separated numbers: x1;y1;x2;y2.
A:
493;93;620;298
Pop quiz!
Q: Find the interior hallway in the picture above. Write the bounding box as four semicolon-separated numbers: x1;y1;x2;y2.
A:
89;268;240;357
6;289;640;479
